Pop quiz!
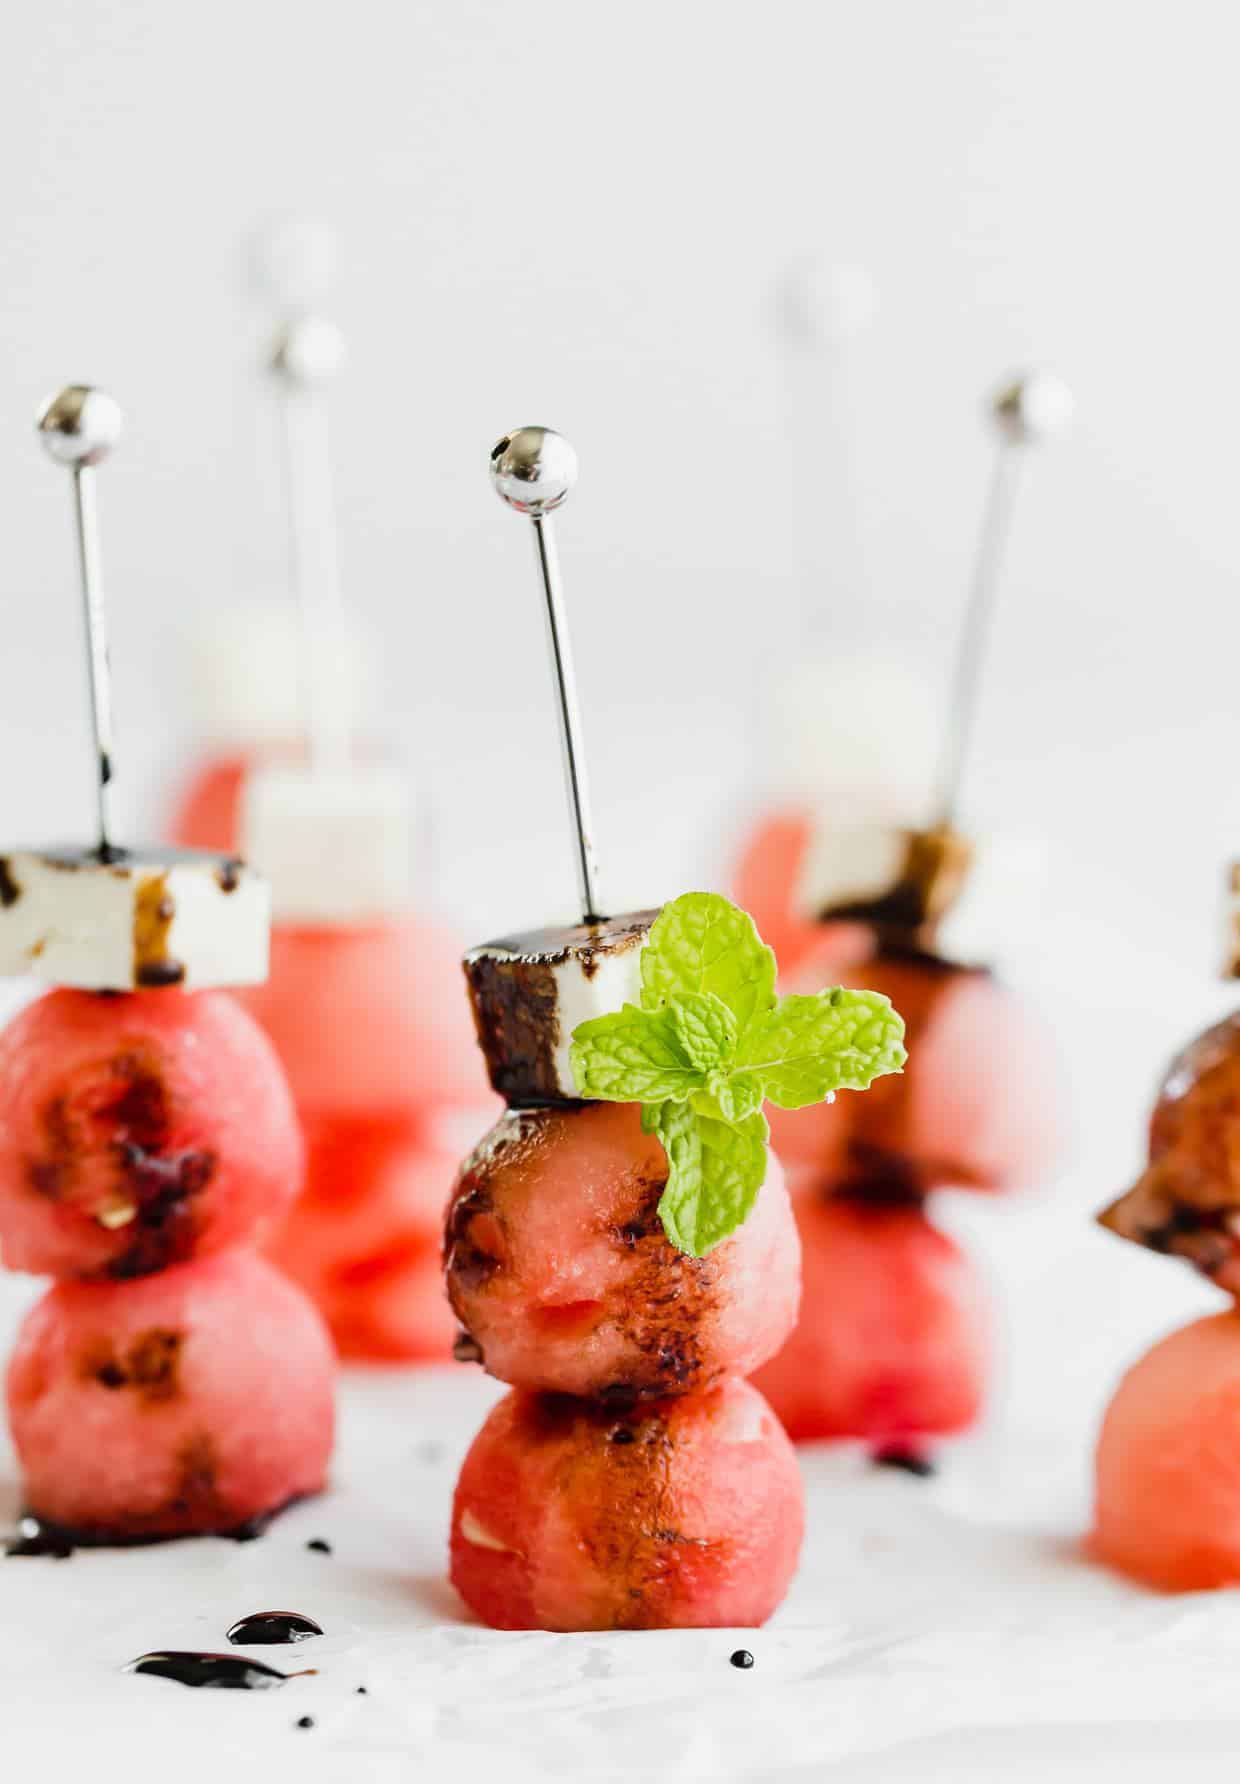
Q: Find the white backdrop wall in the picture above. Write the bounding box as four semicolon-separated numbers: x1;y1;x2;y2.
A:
0;0;1238;1447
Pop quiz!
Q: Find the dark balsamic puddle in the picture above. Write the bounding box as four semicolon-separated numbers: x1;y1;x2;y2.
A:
4;1496;307;1560
123;1652;316;1690
6;1516;73;1559
227;1611;323;1645
871;1446;937;1478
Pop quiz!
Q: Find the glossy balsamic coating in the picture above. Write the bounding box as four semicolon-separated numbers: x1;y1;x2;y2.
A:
5;1515;73;1558
123;1651;309;1689
872;1445;937;1477
3;1497;301;1555
819;826;974;958
463;911;658;1105
1099;1010;1240;1282
227;1611;323;1645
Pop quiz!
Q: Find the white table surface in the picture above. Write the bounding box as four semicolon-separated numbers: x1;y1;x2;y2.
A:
4;1352;1240;1784
4;883;1240;1783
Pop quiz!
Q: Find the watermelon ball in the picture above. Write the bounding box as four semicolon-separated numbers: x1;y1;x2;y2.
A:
0;989;303;1281
451;1378;803;1630
771;942;1066;1194
752;1191;990;1445
1092;1312;1240;1591
7;1249;334;1541
732;810;872;979
266;1114;457;1362
167;751;252;855
239;920;490;1120
444;1101;800;1400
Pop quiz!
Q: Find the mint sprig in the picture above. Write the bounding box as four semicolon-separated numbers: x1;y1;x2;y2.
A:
569;892;905;1257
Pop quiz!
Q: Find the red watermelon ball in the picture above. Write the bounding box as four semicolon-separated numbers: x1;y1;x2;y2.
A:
238;919;489;1120
451;1378;804;1630
266;1114;458;1362
752;1191;990;1445
7;1249;334;1541
773;944;1066;1195
1093;1313;1240;1592
0;989;303;1280
444;1101;800;1400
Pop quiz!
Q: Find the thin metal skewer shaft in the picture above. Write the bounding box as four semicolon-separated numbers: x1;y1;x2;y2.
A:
932;442;1023;830
70;462;116;858
932;371;1074;829
277;378;350;778
531;511;603;923
36;385;124;860
270;316;350;780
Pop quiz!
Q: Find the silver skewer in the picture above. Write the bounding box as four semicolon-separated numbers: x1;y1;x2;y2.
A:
932;371;1073;828
269;314;349;778
36;386;125;860
775;258;876;624
490;427;603;923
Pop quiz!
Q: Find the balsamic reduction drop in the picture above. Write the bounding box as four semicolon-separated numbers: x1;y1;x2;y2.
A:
6;1516;73;1558
124;1651;314;1689
227;1611;323;1645
871;1445;936;1478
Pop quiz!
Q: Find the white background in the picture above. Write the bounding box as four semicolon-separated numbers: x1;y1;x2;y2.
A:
2;3;1240;1776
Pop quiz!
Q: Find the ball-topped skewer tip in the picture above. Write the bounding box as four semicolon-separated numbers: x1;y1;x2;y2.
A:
991;373;1074;446
36;386;124;468
269;316;346;388
490;428;578;516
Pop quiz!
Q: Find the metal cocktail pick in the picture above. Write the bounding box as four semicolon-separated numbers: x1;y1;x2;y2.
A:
932;372;1074;828
269;311;349;777
490;428;603;924
36;385;125;861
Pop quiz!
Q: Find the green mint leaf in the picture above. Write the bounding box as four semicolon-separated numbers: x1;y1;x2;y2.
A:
569;1004;707;1104
566;891;907;1259
640;892;776;1035
703;1078;765;1124
666;990;738;1072
654;1103;770;1258
731;988;906;1110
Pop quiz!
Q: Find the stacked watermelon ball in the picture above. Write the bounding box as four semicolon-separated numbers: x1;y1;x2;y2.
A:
0;850;335;1542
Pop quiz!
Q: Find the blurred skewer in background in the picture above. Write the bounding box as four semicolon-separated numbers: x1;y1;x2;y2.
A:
168;220;489;1364
749;372;1073;1464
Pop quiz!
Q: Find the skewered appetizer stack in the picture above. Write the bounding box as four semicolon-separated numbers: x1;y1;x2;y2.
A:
0;389;334;1542
443;431;905;1630
752;830;1061;1456
169;220;364;854
745;376;1072;1461
239;734;483;1363
1092;897;1240;1589
170;261;487;1361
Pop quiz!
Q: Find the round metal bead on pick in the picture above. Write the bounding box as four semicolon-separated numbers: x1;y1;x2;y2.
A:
490;428;578;516
490;427;602;923
36;384;124;858
270;315;346;389
932;372;1073;829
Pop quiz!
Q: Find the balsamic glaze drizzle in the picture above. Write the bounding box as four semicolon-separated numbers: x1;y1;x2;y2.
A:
123;1651;314;1690
227;1611;323;1645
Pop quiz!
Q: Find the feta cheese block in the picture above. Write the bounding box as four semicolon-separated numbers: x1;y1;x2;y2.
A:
0;846;269;991
793;822;1047;965
1224;861;1240;979
463;910;659;1104
241;762;412;924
